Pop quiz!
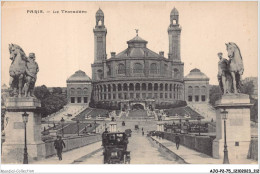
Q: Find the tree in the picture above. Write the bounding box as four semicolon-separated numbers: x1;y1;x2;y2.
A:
34;85;50;100
52;87;63;95
209;85;222;106
240;81;254;96
34;85;67;118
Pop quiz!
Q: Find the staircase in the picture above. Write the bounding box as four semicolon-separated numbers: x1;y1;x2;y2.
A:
188;103;216;121
128;109;148;119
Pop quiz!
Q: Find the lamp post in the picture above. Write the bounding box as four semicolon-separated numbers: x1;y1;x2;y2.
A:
197;116;201;136
60;117;65;137
221;109;229;164
76;119;80;136
22;112;29;164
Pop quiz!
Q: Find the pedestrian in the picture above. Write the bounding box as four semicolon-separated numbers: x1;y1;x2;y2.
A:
175;135;180;150
54;135;66;160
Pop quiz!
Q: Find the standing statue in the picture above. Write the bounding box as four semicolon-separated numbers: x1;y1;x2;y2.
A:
9;44;28;97
217;52;229;94
218;42;244;94
9;44;39;97
24;53;39;97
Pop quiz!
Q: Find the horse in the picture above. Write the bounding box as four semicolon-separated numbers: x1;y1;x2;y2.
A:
225;42;244;94
9;44;28;97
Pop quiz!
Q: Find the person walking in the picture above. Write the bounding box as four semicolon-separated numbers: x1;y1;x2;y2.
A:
54;135;66;160
175;135;181;150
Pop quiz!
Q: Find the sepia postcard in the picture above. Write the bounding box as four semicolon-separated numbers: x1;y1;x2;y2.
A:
0;1;259;174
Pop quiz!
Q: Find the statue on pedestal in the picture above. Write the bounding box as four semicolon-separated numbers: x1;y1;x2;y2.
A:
218;42;244;94
24;53;39;97
8;44;39;97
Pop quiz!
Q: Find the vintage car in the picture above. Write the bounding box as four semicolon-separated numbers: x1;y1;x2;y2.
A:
134;125;139;130
102;132;130;164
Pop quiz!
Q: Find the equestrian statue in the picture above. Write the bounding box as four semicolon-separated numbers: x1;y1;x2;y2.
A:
218;42;244;95
9;44;39;97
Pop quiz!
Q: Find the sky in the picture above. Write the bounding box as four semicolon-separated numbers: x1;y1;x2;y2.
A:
1;1;258;87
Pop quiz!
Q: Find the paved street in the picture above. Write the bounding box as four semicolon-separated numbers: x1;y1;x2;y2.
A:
77;119;180;164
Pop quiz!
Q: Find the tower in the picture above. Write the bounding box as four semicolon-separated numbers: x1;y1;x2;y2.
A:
93;8;107;63
168;7;181;62
92;8;107;81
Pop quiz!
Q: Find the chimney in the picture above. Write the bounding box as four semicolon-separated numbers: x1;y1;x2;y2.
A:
111;52;116;58
159;51;164;57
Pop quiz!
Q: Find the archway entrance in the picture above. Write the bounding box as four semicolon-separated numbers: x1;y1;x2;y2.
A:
132;103;144;110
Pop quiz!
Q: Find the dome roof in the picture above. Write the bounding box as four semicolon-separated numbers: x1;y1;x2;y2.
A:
184;68;209;80
127;35;148;44
110;34;166;59
96;8;104;17
170;7;179;16
67;70;91;83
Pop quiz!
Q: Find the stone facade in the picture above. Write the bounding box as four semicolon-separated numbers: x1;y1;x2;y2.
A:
66;70;92;105
91;8;186;109
184;68;210;103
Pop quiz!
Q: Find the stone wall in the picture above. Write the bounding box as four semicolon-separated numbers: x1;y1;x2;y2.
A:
44;134;101;158
162;132;214;156
247;138;258;161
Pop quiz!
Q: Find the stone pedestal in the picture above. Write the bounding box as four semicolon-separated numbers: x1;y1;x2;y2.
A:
213;94;252;162
2;97;46;164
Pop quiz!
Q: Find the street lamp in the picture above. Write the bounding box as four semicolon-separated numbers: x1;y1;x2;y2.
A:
221;109;230;164
60;117;65;137
197;116;201;136
22;112;29;164
76;119;80;136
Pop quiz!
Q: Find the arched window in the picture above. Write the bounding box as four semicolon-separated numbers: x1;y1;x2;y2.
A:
142;83;146;91
133;63;143;73
154;83;158;91
160;83;164;91
83;88;88;95
165;84;168;91
97;69;103;79
150;63;157;74
118;84;122;91
148;83;152;91
118;63;125;74
98;20;102;26
77;88;82;95
103;85;107;92
135;83;140;91
112;84;116;92
129;83;134;91
100;85;103;92
188;86;193;94
70;88;75;95
173;68;180;78
123;83;128;91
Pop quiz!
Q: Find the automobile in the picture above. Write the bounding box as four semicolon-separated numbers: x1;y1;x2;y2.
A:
134;125;139;130
102;132;130;164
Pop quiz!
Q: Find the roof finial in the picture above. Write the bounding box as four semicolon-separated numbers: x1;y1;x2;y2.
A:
135;29;139;36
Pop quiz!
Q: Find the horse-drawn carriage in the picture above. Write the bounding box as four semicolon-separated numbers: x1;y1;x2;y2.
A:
102;132;130;164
